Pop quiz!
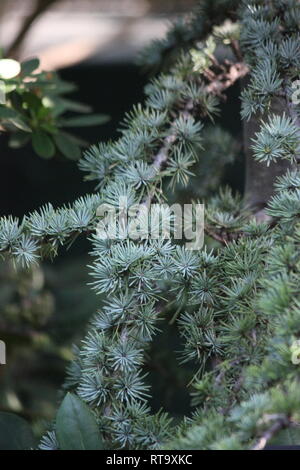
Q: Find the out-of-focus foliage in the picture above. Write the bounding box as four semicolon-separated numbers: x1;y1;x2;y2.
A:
0;255;100;432
0;56;109;160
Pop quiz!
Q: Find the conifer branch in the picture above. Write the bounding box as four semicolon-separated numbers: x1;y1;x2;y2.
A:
205;61;249;96
252;416;290;450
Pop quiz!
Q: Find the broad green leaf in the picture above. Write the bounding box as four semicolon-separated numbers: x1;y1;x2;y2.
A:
59;113;110;128
56;393;103;450
22;92;43;113
54;133;81;160
61;131;89;147
0;106;18;119
32;131;55;159
21;58;40;76
26;79;54;89
52;97;92;115
0;412;35;450
9;90;24;111
9;117;32;133
9;131;31;148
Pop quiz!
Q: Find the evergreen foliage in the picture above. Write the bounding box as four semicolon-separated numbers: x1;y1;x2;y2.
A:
1;0;300;450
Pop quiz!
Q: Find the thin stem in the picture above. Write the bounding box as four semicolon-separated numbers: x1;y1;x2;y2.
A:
252;416;290;450
7;0;60;58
